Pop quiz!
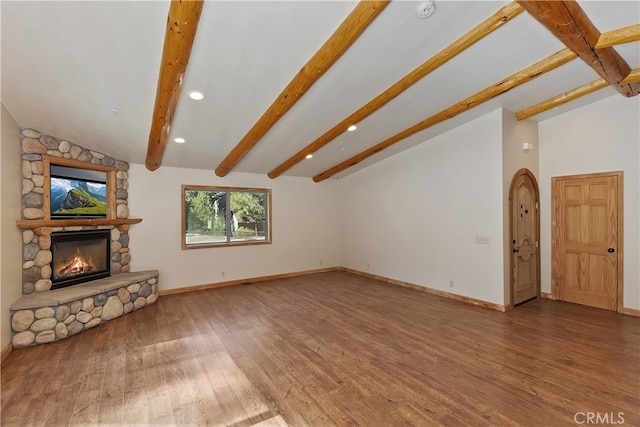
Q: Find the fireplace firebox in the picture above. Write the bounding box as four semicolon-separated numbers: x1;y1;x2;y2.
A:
50;230;111;289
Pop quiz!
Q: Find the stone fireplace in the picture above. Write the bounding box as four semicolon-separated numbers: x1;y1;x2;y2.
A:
50;230;111;289
19;127;133;294
10;128;159;348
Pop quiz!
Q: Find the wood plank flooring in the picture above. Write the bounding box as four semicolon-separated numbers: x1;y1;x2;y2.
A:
2;271;639;426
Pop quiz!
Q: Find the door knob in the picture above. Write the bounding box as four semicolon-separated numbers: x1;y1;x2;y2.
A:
607;248;615;253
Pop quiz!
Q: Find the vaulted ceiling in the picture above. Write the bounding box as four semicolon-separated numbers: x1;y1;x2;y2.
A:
2;1;638;181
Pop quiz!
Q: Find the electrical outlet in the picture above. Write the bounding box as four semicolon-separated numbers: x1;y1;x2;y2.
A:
319;260;323;266
449;281;454;288
475;235;490;245
221;271;225;278
367;263;370;270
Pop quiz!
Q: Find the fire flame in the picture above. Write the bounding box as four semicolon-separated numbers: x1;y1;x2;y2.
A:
56;249;97;278
68;256;91;273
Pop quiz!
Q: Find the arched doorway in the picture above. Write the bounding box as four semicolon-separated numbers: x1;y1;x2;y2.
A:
509;169;540;306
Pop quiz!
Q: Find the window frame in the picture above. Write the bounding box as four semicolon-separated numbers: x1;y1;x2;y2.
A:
181;185;272;249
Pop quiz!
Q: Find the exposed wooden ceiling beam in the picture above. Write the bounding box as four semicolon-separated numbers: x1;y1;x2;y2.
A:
516;25;640;120
516;78;609;120
145;0;204;172
595;23;640;49
517;1;640;97
267;2;524;179
214;0;390;178
622;68;640;84
313;48;577;182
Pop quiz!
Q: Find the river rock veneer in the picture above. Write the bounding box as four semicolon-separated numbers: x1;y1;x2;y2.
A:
10;270;159;348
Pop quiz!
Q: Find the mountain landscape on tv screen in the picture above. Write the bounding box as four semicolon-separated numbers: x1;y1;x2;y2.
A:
51;178;107;216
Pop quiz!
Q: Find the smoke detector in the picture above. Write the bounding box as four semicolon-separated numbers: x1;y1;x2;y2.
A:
417;1;435;19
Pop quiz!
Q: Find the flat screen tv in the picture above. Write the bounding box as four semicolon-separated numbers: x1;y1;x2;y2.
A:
50;165;108;219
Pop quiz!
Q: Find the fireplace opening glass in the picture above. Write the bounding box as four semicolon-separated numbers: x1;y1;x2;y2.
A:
50;230;111;289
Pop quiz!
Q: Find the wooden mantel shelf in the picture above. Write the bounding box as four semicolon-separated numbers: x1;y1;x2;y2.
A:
17;218;142;229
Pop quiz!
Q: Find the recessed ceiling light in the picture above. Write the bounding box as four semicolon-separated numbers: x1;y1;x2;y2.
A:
109;109;119;116
188;90;204;101
347;125;357;132
174;137;186;144
305;154;313;159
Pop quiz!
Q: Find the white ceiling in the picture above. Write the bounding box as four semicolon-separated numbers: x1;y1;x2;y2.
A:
2;1;638;180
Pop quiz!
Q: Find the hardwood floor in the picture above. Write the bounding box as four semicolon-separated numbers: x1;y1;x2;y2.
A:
2;271;639;426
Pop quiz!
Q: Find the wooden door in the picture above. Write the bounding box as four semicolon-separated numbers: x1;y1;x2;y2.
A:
552;172;622;311
510;169;540;305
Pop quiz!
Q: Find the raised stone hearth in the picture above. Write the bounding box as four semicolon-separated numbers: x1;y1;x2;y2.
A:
10;270;159;348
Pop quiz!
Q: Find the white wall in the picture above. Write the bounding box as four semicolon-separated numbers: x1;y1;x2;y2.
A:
539;94;640;310
127;164;341;291
339;109;506;305
1;104;23;349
